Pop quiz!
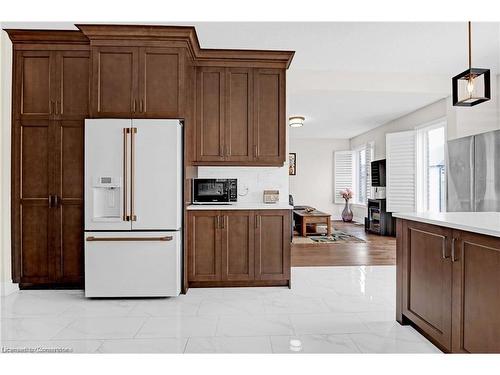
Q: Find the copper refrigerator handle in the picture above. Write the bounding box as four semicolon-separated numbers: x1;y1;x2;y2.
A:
130;127;137;221
123;128;130;221
86;236;173;242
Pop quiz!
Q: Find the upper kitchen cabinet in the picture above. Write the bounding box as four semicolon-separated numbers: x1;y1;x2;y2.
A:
91;46;138;117
90;46;184;118
12;47;89;121
194;67;286;166
139;47;184;118
253;69;286;165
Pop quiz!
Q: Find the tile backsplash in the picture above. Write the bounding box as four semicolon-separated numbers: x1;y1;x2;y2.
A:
196;166;289;203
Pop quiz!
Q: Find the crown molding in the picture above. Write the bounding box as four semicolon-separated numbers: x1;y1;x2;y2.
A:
4;29;89;44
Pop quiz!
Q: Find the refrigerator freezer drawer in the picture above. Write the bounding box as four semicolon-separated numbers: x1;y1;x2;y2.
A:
84;231;181;297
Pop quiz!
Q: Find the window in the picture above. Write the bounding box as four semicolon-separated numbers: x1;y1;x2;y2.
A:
416;121;446;212
354;143;374;205
334;143;373;206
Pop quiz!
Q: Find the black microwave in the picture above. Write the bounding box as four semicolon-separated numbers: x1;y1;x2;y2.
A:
192;179;237;204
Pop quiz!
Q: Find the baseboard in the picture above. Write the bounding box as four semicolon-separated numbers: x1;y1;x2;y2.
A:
0;281;19;297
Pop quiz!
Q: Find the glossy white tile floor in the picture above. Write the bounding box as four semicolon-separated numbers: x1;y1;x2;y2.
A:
0;266;441;353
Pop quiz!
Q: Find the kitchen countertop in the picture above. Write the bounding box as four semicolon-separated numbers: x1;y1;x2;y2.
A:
186;203;293;210
392;211;500;238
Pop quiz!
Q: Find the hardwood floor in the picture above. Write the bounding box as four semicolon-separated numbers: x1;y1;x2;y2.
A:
291;221;396;267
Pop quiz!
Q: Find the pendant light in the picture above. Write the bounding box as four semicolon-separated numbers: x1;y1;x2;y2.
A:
452;21;491;106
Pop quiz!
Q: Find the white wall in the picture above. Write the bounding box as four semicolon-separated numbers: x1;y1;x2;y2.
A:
351;98;448;160
351;76;500;162
288;138;353;220
0;30;17;296
197;166;290;204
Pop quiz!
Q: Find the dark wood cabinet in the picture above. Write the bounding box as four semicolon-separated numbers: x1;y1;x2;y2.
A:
91;46;183;118
398;218;500;353
188;211;221;282
253;69;285;165
451;231;500;353
255;210;290;281
196;67;225;161
10;37;89;287
401;220;453;351
225;68;253;162
187;209;290;287
221;211;255;281
195;67;284;166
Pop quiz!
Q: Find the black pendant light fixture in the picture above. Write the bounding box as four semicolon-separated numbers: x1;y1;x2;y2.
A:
452;21;491;107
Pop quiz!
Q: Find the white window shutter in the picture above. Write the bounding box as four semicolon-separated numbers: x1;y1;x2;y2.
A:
334;151;354;204
365;142;374;200
386;131;416;212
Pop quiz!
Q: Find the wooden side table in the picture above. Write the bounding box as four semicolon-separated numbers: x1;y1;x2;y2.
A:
293;209;332;237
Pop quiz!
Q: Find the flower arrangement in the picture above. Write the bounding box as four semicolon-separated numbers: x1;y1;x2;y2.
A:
339;188;354;201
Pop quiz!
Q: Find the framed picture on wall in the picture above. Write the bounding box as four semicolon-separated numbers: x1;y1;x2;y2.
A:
289;153;296;175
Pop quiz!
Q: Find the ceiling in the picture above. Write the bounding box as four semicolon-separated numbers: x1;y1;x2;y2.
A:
3;22;500;138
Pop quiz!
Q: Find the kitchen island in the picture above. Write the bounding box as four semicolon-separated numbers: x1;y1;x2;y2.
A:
393;212;500;353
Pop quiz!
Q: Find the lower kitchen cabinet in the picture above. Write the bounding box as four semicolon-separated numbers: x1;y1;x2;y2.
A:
398;219;500;353
400;221;453;351
187;209;290;287
451;231;500;353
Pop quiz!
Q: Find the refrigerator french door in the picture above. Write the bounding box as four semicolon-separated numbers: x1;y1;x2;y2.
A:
84;119;182;297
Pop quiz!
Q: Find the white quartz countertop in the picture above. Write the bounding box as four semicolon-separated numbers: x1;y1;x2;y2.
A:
393;212;500;238
187;203;293;210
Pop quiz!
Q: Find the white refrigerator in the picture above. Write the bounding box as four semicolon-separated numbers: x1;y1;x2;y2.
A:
84;119;182;297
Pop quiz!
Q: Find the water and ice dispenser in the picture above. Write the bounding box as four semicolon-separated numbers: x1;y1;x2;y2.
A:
92;176;122;221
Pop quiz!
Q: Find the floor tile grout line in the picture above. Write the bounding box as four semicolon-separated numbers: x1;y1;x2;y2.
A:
132;316;150;339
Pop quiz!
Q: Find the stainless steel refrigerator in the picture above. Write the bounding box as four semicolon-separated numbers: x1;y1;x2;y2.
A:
447;129;500;212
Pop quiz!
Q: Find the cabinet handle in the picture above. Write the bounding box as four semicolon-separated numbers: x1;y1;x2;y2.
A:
255;215;259;229
220;145;224;157
54;195;60;208
217;216;220;229
254;144;258;158
451;237;458;262
48;195;53;208
50;101;53;115
86;236;172;242
442;243;449;259
221;216;225;229
140;99;144;113
133;99;136;113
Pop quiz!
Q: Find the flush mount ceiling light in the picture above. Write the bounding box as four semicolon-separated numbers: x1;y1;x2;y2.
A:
289;116;305;128
452;21;491;107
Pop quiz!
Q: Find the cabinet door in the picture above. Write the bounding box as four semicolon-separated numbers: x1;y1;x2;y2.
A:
14;119;56;284
221;211;254;281
254;210;290;281
188;211;222;281
54;51;90;120
196;67;225;161
138;47;183;118
91;47;139;117
14;51;55;119
253;69;285;165
224;68;253;162
452;231;500;353
53;120;84;285
402;221;453;351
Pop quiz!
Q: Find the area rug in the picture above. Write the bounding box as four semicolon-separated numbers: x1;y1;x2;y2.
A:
292;230;366;244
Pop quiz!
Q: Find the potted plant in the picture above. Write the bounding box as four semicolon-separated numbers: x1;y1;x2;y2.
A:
339;188;354;222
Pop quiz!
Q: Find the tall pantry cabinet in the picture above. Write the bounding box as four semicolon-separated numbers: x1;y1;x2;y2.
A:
8;31;89;286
